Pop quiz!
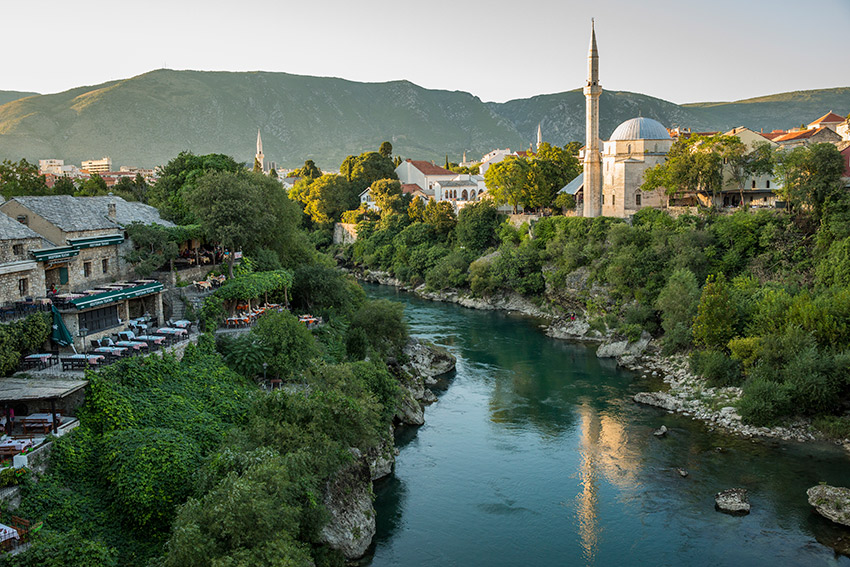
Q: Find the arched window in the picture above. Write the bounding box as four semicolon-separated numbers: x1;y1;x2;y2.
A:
461;189;468;200
479;189;484;195
627;144;631;154
635;193;642;206
752;179;756;188
766;180;770;189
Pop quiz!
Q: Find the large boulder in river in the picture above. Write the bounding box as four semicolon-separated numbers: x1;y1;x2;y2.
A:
403;338;456;378
715;488;750;515
808;485;850;527
596;330;652;361
633;391;679;412
320;452;376;559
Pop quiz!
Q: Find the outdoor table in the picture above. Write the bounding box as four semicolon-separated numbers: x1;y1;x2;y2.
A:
68;354;104;365
114;340;146;351
23;353;53;370
172;320;192;329
135;335;166;347
0;438;33;452
20;413;60;433
94;346;128;356
157;327;187;336
0;522;19;550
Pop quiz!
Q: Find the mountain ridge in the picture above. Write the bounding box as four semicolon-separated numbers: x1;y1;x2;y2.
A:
0;70;846;169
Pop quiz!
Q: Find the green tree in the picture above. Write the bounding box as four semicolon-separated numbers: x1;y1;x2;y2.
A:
299;174;357;225
775;142;846;221
379;141;393;159
370;178;403;216
0;158;48;198
655;268;700;351
292;159;321;179
692;273;737;351
253;157;263;173
455;200;502;253
251;310;320;379
184;171;280;277
75;173;108;196
52;175;76;195
148;152;243;224
349;299;408;358
269;168;278;179
484;157;531;213
408;198;426;222
726;140;775;207
339;151;397;192
423;199;457;237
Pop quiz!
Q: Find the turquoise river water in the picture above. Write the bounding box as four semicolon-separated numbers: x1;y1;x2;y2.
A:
363;284;850;567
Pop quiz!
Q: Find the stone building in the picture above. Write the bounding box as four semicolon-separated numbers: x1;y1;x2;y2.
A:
0;214;49;303
0;196;172;351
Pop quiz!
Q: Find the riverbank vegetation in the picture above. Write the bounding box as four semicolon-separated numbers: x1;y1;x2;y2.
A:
1;151;417;566
332;142;850;431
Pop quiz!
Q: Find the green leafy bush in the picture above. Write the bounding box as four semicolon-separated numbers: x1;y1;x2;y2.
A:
689;350;743;387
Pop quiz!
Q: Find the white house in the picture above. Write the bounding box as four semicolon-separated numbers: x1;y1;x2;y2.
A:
433;175;487;211
395;160;457;194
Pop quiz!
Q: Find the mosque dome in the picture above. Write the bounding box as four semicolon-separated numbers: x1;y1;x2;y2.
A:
609;117;671;141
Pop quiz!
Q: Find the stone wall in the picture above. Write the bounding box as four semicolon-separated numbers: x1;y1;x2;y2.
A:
333;223;359;244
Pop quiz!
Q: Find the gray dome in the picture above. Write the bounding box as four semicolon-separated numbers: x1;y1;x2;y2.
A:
609;117;670;141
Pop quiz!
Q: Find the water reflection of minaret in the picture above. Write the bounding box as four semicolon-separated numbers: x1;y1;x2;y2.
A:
576;404;601;565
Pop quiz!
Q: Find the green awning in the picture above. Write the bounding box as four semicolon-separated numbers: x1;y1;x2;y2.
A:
31;246;79;262
67;234;124;249
69;281;164;310
50;305;73;346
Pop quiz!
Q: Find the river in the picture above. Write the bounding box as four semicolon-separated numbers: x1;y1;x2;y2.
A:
363;284;850;567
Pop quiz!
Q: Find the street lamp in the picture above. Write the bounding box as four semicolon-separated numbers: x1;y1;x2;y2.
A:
79;327;88;354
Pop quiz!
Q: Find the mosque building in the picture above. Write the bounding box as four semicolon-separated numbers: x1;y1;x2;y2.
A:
580;21;671;218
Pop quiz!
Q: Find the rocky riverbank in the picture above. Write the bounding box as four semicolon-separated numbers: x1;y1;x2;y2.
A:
348;269;847;448
320;336;457;560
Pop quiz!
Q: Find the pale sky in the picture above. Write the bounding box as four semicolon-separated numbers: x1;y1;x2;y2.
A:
4;0;849;104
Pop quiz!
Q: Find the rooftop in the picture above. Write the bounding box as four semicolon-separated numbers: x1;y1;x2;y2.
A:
6;196;173;233
609;117;671;141
809;111;846;126
774;127;829;142
0;377;88;402
0;211;47;242
404;159;455;176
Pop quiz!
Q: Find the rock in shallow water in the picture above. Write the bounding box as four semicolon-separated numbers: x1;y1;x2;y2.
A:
653;425;668;438
677;468;689;478
715;488;750;515
807;485;850;527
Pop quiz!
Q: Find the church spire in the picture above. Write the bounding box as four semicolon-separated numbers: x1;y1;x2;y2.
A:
537;122;543;150
255;129;265;173
583;18;603;217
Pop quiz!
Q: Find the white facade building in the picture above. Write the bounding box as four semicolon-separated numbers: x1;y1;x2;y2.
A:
81;157;112;174
395;160;456;194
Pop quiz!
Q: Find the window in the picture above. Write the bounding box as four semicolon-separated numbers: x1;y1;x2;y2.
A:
102;258;109;273
84;262;92;278
752;179;756;188
16;215;27;225
12;244;23;256
766;180;770;189
602;194;605;205
78;305;119;334
18;278;28;297
635;193;642;206
612;194;615;206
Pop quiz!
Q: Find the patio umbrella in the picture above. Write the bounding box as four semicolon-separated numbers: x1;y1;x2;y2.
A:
50;305;74;348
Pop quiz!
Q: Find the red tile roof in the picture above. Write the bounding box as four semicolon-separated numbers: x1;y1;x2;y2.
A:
406;159;454;176
401;183;420;194
760;130;788;141
774;127;828;142
514;150;535;157
809;111;846;126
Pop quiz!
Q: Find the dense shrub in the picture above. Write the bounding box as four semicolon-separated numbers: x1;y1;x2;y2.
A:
348;300;408;358
689;350;743;387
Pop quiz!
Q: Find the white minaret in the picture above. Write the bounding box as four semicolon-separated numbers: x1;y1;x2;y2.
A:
583;19;603;218
537;122;543;150
255;129;265;171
